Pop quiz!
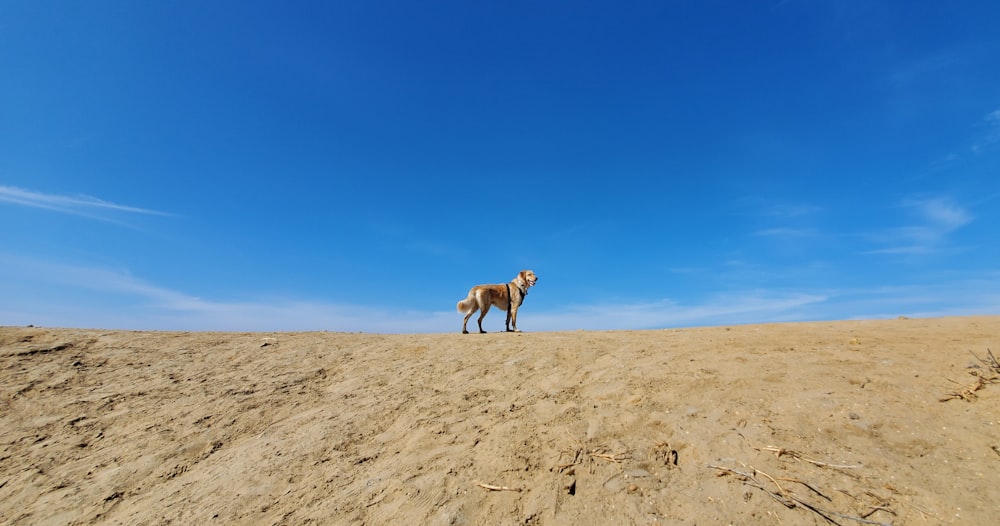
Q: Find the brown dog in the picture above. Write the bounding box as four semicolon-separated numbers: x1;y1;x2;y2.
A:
457;270;538;333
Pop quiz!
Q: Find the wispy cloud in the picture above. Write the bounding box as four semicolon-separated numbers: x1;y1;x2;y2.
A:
531;291;830;331
0;254;450;332
4;255;997;333
1;253;831;331
889;49;963;89
761;203;823;218
971;109;1000;153
0;185;170;220
866;197;971;255
927;108;1000;172
753;227;817;239
747;200;822;243
0;263;824;332
912;197;971;230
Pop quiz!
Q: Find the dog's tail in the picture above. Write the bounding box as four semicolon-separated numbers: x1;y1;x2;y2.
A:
456;292;476;313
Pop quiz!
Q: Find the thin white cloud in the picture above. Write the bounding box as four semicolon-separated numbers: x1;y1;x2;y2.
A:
866;197;971;255
530;292;830;331
913;197;971;230
3;255;998;333
0;185;170;219
753;227;817;239
0;254;455;332
828;280;1000;320
1;253;828;331
762;203;823;218
971;109;1000;153
889;50;962;88
930;108;1000;169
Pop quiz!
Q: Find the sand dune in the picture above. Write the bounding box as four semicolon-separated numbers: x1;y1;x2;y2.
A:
2;316;999;525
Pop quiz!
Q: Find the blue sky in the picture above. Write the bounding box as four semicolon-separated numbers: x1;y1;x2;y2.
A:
2;1;999;332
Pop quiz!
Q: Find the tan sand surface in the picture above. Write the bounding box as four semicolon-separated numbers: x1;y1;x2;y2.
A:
2;316;999;525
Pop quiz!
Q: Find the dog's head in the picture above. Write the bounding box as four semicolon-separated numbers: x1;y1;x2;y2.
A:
518;270;538;288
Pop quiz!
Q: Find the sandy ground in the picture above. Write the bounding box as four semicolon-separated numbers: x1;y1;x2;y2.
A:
1;316;999;525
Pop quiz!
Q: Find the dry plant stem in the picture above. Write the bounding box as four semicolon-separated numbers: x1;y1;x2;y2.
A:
861;505;895;519
707;465;795;508
764;446;860;469
778;477;833;502
590;452;629;463
943;348;1000;402
973;348;1000;371
940;374;996;402
755;468;787;495
476;482;522;492
708;466;892;526
734;429;860;469
556;446;629;473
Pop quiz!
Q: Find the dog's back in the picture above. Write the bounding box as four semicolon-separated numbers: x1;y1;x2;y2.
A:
456;284;509;314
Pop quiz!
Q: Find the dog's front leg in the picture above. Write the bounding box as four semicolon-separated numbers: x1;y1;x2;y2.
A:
507;307;519;332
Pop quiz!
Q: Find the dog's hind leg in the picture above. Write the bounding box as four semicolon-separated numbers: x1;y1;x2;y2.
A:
462;308;477;334
476;304;491;333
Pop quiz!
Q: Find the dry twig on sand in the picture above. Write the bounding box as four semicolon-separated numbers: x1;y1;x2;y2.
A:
778;476;833;502
556;446;631;473
979;348;1000;372
940;375;993;401
476;482;522;492
734;429;860;469
940;349;1000;402
708;465;892;526
590;450;630;463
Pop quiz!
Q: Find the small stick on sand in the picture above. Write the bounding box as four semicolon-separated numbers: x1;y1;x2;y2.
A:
476;482;522;492
861;505;895;519
709;465;892;526
754;468;787;496
971;348;1000;372
943;349;1000;401
779;477;833;502
555;446;630;472
734;429;860;469
987;348;1000;370
707;465;795;509
590;451;629;463
940;374;994;402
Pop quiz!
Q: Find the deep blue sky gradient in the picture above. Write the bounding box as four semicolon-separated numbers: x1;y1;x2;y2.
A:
2;1;999;331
